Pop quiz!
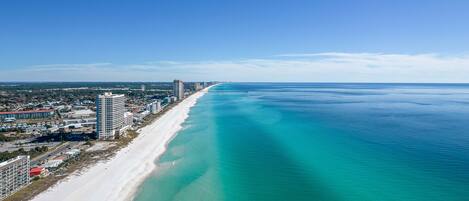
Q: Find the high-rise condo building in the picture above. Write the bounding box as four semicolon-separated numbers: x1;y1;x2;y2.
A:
194;82;202;91
173;80;184;100
96;92;125;140
0;155;30;200
155;100;161;112
149;101;161;114
123;112;133;129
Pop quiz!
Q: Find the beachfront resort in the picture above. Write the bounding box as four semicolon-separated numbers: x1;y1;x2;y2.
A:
0;80;217;201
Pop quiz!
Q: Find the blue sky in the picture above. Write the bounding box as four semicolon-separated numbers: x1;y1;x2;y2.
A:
1;0;469;82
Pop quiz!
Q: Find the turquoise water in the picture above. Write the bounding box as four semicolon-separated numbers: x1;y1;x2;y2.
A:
134;83;469;201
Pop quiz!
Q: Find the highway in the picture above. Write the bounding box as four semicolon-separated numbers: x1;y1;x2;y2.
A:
31;141;81;166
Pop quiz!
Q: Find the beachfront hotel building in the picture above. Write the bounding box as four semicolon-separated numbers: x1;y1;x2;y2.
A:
0;156;30;200
193;82;202;91
0;109;54;121
149;101;161;114
123;112;134;128
96;92;125;140
173;80;184;100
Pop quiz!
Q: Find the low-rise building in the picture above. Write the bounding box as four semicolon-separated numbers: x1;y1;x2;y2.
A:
2;117;15;123
66;109;95;119
0;109;54;120
29;167;49;178
43;158;64;170
63;118;96;128
134;111;150;122
65;149;81;158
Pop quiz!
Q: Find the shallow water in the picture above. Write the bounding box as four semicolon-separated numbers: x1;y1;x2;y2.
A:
134;83;469;201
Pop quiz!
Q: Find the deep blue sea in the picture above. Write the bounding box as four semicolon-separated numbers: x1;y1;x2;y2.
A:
135;83;469;201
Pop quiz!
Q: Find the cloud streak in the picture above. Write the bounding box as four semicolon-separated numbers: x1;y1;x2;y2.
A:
2;52;469;82
24;63;113;72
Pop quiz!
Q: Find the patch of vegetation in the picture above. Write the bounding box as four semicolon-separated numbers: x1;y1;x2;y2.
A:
84;140;94;146
0;133;16;142
0;146;48;162
0;133;30;142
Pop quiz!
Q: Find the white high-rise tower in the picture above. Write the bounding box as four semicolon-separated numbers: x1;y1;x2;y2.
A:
96;92;125;140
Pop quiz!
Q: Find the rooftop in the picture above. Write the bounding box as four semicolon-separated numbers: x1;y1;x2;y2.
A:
0;155;29;168
99;92;125;98
70;109;95;117
0;109;54;115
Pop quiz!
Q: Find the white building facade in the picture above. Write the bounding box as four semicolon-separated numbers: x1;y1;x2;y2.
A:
123;112;133;127
0;155;30;200
96;92;125;140
149;100;162;114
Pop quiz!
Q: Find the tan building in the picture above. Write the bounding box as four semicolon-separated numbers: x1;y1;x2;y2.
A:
194;82;202;91
0;155;30;200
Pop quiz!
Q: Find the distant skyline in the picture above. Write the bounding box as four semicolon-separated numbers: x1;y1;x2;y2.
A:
1;0;469;82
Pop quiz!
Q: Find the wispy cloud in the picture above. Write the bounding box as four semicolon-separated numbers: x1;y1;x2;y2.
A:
25;63;113;72
2;52;469;82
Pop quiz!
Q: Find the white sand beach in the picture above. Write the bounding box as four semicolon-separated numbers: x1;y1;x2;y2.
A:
32;87;211;201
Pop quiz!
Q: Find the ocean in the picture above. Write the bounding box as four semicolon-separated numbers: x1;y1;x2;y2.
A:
134;83;469;201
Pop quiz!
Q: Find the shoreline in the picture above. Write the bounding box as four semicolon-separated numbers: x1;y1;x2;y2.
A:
127;117;182;201
126;111;193;201
31;86;213;201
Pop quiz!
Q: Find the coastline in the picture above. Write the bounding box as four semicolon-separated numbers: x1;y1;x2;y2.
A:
31;86;213;201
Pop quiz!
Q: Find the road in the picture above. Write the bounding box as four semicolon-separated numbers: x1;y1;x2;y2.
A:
0;139;60;152
31;141;81;166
